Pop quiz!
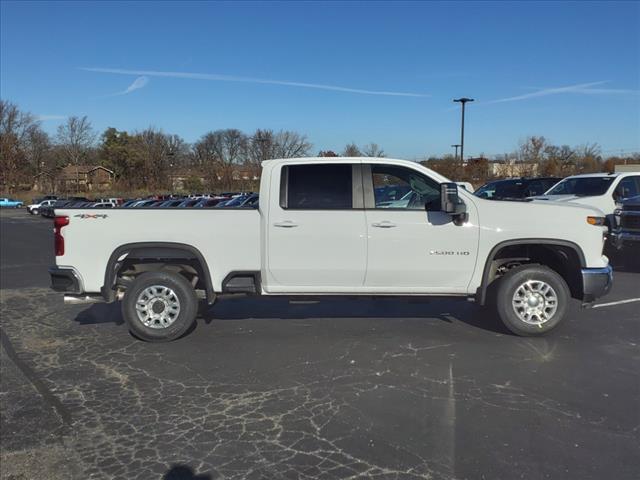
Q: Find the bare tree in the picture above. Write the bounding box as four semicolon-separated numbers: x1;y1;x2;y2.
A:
272;130;312;159
0;100;45;191
362;142;385;157
542;145;575;176
193;129;248;188
129;128;174;190
56;116;95;192
25;127;51;175
247;129;276;168
342;143;361;157
574;143;602;173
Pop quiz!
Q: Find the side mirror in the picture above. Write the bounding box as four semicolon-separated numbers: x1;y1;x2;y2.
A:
439;182;468;224
440;182;461;213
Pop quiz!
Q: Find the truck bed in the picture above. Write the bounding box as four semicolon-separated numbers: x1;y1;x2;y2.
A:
55;208;261;293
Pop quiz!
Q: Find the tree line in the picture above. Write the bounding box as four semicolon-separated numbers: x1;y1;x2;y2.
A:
1;99;638;193
424;136;638;186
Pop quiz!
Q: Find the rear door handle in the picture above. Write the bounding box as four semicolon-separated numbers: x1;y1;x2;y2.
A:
372;221;397;228
274;220;298;228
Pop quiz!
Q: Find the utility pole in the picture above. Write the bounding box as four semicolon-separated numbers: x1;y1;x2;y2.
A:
451;144;461;161
453;98;474;162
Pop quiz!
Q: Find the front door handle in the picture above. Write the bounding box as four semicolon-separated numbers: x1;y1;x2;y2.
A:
372;221;397;228
274;220;298;228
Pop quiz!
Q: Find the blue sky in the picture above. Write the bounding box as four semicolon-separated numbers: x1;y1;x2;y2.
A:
1;0;639;158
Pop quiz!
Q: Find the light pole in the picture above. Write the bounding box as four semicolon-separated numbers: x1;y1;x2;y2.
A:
451;144;461;161
453;97;474;162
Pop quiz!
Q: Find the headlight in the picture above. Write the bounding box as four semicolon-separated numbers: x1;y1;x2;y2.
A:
586;216;606;226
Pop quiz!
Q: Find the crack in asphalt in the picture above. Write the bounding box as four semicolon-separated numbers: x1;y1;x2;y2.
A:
0;326;72;426
1;286;639;479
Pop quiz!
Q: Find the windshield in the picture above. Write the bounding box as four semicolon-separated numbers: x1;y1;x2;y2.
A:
546;176;615;196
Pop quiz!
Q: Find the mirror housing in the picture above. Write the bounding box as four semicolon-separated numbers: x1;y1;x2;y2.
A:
439;182;468;224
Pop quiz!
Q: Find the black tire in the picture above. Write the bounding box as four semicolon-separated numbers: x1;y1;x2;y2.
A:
122;271;198;342
494;264;570;336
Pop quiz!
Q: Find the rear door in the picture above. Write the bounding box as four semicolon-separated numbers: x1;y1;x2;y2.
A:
265;161;367;291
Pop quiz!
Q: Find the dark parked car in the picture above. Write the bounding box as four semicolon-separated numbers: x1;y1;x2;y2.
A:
216;194;254;208
474;177;561;200
177;199;201;208
612;195;640;266
155;199;184;208
194;197;226;208
40;199;67;218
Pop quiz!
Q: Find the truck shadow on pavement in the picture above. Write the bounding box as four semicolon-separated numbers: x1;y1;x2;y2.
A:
72;295;511;335
74;302;125;326
201;295;511;335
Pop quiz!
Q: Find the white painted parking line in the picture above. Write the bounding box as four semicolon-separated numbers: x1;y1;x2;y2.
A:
592;298;640;309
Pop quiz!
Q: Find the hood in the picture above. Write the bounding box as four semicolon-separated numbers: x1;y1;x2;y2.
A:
475;193;603;215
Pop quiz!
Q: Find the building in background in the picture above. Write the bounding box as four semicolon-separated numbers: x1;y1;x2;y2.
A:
614;164;640;173
57;165;114;192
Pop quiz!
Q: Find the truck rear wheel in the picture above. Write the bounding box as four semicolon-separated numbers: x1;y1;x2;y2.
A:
495;264;570;336
122;271;197;342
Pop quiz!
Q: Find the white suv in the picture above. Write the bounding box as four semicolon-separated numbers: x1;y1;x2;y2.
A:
532;172;640;229
27;199;55;215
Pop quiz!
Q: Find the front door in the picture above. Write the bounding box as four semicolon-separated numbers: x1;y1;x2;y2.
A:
266;162;367;292
363;163;479;293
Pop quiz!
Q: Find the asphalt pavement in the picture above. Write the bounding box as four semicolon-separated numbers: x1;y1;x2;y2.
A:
1;209;638;480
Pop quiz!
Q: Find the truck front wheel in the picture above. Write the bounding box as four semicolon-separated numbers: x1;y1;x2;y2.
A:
495;265;570;336
122;271;198;342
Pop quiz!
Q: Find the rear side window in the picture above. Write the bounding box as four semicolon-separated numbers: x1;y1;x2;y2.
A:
282;164;353;209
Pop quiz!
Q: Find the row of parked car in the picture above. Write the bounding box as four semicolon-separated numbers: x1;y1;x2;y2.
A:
26;193;259;218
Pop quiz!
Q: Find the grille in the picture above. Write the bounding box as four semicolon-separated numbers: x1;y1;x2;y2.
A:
621;214;640;231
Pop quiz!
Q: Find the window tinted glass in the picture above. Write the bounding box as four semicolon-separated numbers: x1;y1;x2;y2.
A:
475;181;500;198
494;180;525;198
547;177;614;196
371;165;440;210
526;180;546;196
286;164;353;209
615;176;640;200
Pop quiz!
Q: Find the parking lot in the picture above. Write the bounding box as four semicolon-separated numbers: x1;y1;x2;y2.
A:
0;208;638;480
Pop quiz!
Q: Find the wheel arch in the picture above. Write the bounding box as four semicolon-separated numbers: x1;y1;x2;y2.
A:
102;242;214;303
477;238;586;305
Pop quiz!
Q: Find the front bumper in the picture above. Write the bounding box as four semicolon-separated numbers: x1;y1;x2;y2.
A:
610;231;640;250
581;265;613;304
49;267;83;294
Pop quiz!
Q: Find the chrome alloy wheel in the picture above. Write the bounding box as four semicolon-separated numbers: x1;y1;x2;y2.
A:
512;280;558;326
135;285;181;329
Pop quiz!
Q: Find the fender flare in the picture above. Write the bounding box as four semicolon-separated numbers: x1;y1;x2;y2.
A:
476;238;586;305
101;242;214;303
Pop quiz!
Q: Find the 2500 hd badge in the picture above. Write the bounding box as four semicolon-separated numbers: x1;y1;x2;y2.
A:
429;250;470;256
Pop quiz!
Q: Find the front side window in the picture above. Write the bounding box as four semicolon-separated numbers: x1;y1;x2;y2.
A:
370;164;440;210
475;181;500;199
284;164;353;209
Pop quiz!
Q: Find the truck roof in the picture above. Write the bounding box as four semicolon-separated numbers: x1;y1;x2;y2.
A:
564;171;639;179
261;157;452;183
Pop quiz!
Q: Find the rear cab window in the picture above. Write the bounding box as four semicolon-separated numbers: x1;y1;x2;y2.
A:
280;163;355;209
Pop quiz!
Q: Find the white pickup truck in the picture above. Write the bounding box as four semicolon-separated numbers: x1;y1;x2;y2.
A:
50;157;612;341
